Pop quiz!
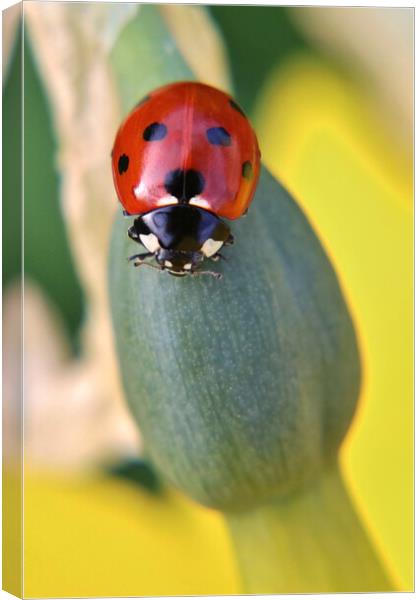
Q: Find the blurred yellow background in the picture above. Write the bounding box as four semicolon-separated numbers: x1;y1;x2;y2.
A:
255;55;413;589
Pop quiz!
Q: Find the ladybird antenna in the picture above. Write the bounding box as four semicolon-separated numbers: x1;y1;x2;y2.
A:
133;261;164;272
127;252;154;263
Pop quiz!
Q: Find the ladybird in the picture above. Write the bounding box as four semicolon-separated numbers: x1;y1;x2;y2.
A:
111;81;261;278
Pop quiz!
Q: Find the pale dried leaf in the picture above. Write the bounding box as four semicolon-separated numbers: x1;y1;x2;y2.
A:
24;2;140;467
160;5;231;92
4;282;140;470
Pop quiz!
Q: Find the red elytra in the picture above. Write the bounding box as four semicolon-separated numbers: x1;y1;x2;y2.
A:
111;81;261;220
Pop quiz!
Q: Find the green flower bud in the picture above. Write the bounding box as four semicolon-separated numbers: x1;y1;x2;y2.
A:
108;167;361;511
107;9;393;592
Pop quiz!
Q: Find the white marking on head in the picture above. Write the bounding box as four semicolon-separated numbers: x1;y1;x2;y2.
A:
201;238;224;257
139;233;160;253
183;263;192;270
164;260;173;268
189;196;211;210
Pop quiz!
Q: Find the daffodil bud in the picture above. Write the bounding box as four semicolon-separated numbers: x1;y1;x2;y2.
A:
109;167;361;511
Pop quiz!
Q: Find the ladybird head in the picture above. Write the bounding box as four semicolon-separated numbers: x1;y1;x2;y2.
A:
155;248;203;277
130;205;231;278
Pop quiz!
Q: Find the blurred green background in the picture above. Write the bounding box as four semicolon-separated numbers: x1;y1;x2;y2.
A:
4;30;84;347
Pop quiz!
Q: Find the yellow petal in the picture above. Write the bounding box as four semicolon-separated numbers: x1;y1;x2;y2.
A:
24;471;239;597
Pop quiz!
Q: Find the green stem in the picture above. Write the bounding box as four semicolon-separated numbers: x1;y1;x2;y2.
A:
225;462;394;593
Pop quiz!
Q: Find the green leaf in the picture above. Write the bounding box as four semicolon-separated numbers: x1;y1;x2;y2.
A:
108;166;361;510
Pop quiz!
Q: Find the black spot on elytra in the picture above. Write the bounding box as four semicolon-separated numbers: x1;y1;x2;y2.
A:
229;99;246;117
207;127;231;146
242;161;253;180
143;122;167;141
164;169;205;203
118;154;129;174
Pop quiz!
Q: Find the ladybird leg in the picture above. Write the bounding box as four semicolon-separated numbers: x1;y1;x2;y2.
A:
224;233;234;246
192;270;222;280
210;252;227;262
